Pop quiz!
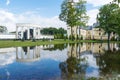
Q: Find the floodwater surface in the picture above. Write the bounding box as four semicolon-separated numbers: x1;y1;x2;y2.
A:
0;43;120;80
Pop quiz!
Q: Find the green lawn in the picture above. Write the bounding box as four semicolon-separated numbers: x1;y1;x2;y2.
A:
0;39;119;48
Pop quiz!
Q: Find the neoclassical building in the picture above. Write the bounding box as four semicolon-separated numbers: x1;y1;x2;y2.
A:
16;23;54;40
16;23;41;40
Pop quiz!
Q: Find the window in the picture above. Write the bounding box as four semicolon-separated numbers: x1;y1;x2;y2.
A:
99;33;101;35
99;29;101;31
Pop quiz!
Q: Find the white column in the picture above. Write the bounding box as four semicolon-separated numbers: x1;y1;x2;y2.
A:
21;27;24;39
27;28;30;39
36;28;39;39
33;47;35;59
33;28;36;39
16;47;18;59
27;47;30;59
38;28;41;39
37;28;39;39
16;26;18;39
21;47;24;59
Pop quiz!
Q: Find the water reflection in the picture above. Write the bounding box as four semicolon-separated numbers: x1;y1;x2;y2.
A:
62;43;120;80
0;43;120;80
43;44;67;51
0;47;16;66
16;46;40;62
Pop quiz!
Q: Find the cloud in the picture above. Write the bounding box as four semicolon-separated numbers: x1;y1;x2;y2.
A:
81;54;99;68
0;9;16;32
0;9;67;32
16;12;67;29
40;49;68;62
87;0;113;7
0;52;16;66
6;0;10;5
87;9;99;25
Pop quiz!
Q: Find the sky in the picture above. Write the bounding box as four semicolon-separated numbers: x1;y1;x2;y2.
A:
0;0;113;32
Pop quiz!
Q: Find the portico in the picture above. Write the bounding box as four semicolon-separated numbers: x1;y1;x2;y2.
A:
16;23;41;40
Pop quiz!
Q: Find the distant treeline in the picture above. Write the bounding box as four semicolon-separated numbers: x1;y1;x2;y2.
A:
41;27;67;35
41;27;67;39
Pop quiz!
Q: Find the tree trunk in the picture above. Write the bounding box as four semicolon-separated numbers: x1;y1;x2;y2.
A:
71;27;73;41
79;27;81;40
108;33;111;50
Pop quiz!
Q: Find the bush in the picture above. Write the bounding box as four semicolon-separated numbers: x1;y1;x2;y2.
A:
111;37;116;41
21;37;25;41
69;35;75;40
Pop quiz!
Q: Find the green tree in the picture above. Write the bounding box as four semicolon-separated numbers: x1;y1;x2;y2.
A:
59;0;88;40
114;0;120;5
0;26;8;33
97;3;119;44
110;8;120;40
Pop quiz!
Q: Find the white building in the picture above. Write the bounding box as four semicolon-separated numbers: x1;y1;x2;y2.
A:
16;23;54;40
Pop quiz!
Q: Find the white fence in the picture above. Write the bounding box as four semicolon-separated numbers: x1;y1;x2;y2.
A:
0;34;16;39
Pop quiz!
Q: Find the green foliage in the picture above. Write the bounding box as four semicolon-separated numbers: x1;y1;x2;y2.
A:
54;34;64;39
113;0;120;4
97;3;119;41
41;27;67;39
59;0;88;40
81;35;83;40
59;0;88;27
0;26;8;33
41;27;66;35
69;35;75;40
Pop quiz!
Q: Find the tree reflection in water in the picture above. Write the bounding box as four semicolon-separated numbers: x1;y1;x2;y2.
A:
59;43;120;80
59;43;88;80
97;49;120;77
43;44;68;51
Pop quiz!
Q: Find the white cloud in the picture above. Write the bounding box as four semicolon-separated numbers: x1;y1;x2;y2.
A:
6;0;10;5
0;52;16;66
87;9;99;25
16;12;67;29
81;54;98;68
0;10;67;32
87;0;113;7
41;49;68;62
0;9;16;32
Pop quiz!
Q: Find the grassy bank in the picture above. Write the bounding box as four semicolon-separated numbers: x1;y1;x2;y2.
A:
0;39;119;48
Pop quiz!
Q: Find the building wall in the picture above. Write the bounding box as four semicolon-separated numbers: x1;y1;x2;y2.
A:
86;30;92;40
67;27;116;40
67;26;78;38
0;34;16;39
92;28;108;40
80;29;86;40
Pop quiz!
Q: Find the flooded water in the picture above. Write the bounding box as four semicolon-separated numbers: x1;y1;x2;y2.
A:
0;43;120;80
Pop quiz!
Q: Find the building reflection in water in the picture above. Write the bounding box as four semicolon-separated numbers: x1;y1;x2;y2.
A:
16;45;54;62
60;43;120;80
16;46;40;62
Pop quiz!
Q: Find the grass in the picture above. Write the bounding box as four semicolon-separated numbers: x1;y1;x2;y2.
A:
0;39;119;48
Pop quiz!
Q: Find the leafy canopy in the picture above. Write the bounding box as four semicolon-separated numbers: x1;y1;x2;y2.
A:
59;0;88;27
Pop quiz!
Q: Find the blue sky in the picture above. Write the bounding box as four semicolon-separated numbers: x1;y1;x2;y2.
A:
0;0;113;32
0;0;63;17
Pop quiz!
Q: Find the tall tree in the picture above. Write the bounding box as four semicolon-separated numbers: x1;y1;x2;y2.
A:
114;0;120;5
97;3;119;44
59;0;88;40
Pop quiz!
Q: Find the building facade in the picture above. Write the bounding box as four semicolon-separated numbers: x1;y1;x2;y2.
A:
16;23;54;40
67;26;116;40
